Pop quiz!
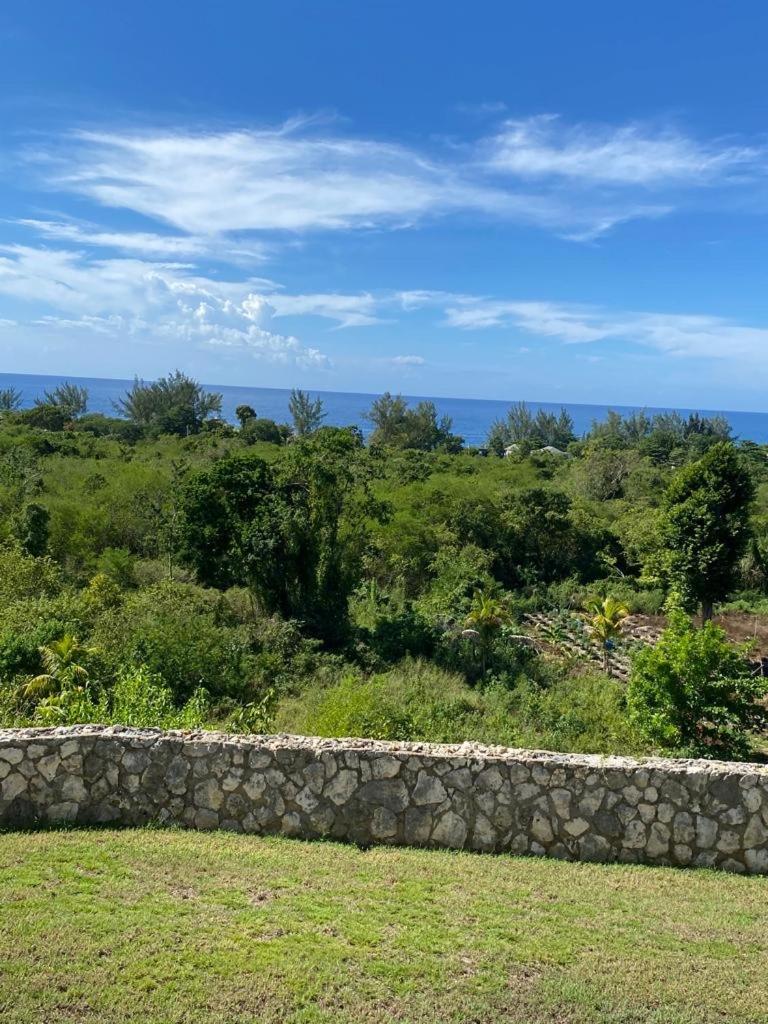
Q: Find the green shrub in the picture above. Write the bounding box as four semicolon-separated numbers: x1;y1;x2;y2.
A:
627;613;767;759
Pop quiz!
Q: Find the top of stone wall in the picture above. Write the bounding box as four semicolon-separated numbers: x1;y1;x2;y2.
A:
2;724;767;778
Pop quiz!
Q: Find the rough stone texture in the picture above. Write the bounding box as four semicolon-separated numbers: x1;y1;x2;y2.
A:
1;726;767;873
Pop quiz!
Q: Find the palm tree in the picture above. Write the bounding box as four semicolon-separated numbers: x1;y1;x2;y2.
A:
585;596;629;675
22;635;98;700
463;589;512;676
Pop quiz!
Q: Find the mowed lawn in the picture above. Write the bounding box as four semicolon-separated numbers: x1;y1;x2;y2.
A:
1;829;767;1024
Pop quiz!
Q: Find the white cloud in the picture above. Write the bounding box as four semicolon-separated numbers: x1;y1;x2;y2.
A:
390;354;426;366
26;116;726;244
484;115;759;186
441;295;768;362
267;292;383;327
16;218;270;263
0;245;330;368
43;124;505;235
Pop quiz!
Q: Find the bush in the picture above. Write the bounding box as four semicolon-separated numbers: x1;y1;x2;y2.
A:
240;418;287;445
90;581;258;701
274;657;637;753
11;666;213;730
627;613;767;759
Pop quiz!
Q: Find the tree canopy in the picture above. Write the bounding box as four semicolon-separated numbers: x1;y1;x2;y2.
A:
117;371;222;436
658;442;754;619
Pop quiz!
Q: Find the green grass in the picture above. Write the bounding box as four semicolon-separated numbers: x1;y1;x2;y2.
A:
1;829;767;1023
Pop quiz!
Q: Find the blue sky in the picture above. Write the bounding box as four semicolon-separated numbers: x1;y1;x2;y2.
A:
1;1;768;409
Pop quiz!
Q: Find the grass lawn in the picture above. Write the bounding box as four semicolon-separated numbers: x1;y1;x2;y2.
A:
1;829;767;1023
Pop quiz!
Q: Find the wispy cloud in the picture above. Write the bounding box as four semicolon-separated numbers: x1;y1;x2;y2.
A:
483;115;760;186
16;218;270;263
267;292;384;327
40;125;505;235
24;114;750;244
440;295;768;361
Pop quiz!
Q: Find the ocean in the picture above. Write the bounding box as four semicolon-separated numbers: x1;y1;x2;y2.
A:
2;372;768;446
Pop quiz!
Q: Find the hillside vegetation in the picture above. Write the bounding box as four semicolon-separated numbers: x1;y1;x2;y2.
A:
0;375;766;760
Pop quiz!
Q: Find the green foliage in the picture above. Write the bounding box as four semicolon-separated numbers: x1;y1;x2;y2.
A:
659;442;754;618
365;392;463;451
11;501;49;556
585;595;629;674
18;665;212;729
488;402;574;454
0;545;62;606
288;388;325;436
235;404;257;427
240;417;287;444
42;381;89;419
117;370;222;436
498;488;607;587
0;387;22;412
627;613;767;759
276;658;636;754
179;431;385;644
96;547;137;588
90;581;257;701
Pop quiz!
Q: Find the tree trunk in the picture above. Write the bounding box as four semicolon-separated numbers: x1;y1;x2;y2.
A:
701;600;714;623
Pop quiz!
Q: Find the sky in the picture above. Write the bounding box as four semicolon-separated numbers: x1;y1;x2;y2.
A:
1;1;768;409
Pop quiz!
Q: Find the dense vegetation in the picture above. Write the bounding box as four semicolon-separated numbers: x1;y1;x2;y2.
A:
0;372;766;759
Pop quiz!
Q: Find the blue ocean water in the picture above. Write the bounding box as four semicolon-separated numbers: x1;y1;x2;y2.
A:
2;371;768;446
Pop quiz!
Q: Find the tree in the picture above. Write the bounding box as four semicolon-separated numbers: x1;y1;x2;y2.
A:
289;389;326;436
487;402;574;453
659;442;754;620
463;589;511;676
22;635;98;701
498;488;606;586
178;430;386;644
365;392;462;451
42;382;88;419
235;404;257;428
585;596;629;674
12;502;49;557
627;614;767;759
117;371;222;436
241;417;286;445
0;387;22;413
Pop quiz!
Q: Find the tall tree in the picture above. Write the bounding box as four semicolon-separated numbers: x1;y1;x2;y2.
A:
178;429;386;645
463;589;511;676
0;387;22;413
41;382;88;419
288;389;326;436
586;595;629;674
235;404;257;428
117;371;222;436
365;392;462;451
659;442;754;620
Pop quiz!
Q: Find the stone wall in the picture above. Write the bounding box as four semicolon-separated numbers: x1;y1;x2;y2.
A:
1;726;767;873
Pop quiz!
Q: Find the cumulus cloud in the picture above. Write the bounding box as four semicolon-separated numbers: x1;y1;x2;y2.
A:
0;245;330;368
